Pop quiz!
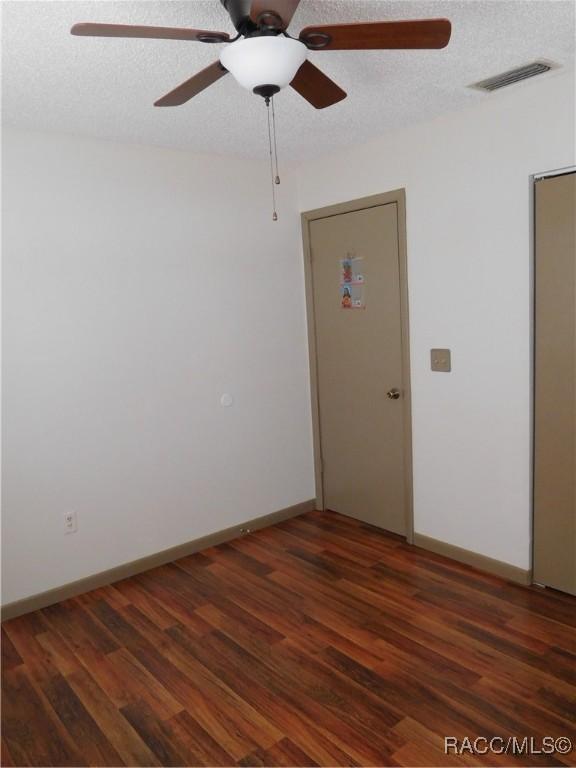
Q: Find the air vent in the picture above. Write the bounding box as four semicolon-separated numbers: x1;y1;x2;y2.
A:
471;61;555;92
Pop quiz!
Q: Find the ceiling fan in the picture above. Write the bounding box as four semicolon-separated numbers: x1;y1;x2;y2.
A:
71;0;452;109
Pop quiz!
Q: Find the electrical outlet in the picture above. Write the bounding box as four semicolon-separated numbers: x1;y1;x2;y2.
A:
64;511;77;534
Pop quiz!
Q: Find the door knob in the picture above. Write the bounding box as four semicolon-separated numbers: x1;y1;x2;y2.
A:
387;388;401;400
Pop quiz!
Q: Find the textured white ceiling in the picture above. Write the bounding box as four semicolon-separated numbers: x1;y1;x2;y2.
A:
2;0;574;163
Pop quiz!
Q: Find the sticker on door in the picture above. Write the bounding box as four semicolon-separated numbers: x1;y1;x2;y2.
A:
340;255;365;309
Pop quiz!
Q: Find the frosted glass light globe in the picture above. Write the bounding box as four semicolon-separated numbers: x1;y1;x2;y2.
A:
220;36;307;93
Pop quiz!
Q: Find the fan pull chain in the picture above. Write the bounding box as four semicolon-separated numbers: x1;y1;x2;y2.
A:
271;95;280;185
265;96;278;221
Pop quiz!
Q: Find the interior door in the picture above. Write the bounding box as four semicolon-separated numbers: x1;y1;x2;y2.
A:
533;171;576;595
308;200;410;535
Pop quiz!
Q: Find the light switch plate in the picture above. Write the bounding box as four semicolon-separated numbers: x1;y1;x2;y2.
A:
431;349;451;372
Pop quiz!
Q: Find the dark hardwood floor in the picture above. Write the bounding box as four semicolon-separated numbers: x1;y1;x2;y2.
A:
2;510;575;767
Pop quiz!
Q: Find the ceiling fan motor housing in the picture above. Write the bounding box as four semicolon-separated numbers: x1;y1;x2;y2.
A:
220;0;258;34
220;0;287;34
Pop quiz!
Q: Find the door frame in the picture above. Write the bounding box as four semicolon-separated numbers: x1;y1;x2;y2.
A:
301;190;414;543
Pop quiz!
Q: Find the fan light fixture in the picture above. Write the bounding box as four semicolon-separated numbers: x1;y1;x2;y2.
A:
71;0;452;220
220;36;307;95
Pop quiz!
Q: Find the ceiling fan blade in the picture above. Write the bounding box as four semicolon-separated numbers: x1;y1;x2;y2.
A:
71;23;230;43
154;61;228;107
249;0;300;29
290;60;346;109
299;19;451;50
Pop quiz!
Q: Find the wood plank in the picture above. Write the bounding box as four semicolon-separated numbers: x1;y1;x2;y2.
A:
1;666;81;767
1;628;22;671
105;647;183;719
166;624;365;766
115;605;281;759
120;700;191;767
66;667;161;766
3;619;62;686
392;717;478;767
169;623;400;765
1;738;15;767
36;631;83;678
261;737;320;767
41;674;124;766
112;578;181;630
165;710;236;766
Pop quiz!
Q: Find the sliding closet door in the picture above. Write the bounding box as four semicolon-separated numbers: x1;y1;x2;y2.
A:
533;171;576;595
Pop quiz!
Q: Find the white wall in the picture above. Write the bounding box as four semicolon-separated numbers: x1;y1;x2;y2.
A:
1;129;315;605
294;71;575;570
